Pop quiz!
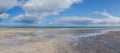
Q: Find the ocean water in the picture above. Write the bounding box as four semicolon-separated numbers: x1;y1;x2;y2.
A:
33;28;120;40
1;28;120;53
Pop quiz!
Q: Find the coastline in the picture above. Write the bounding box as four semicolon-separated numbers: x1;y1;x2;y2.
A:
0;28;120;53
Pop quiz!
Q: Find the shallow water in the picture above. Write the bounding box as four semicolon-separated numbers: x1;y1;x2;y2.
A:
0;28;120;53
34;28;120;38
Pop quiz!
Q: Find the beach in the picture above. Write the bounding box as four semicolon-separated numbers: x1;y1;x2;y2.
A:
0;28;120;53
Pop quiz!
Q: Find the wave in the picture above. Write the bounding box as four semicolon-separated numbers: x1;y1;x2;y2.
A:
34;28;120;40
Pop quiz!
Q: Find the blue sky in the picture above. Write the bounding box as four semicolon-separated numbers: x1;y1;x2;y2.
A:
0;0;120;26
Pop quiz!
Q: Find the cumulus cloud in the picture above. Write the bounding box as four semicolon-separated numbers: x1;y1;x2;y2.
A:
12;0;83;23
0;0;24;22
23;0;82;15
0;13;9;21
11;13;43;23
0;0;26;14
17;0;27;6
0;0;18;13
54;11;120;26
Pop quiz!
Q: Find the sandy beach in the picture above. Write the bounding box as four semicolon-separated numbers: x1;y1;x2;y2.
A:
0;28;120;53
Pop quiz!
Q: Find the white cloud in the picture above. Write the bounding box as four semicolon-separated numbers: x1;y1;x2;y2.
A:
0;0;18;13
0;13;9;21
54;11;120;26
17;0;27;6
0;0;24;22
23;0;82;15
94;10;120;24
11;13;44;23
12;0;83;23
53;16;101;25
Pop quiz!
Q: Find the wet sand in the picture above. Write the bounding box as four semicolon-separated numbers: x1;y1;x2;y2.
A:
0;28;120;53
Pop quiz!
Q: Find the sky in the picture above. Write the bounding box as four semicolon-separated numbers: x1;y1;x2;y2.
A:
0;0;120;26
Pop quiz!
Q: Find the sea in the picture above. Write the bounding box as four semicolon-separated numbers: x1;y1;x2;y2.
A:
1;26;120;38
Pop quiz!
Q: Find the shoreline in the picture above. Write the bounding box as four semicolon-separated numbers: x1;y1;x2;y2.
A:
0;28;120;53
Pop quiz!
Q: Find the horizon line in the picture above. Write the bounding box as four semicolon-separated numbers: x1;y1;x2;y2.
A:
0;26;120;28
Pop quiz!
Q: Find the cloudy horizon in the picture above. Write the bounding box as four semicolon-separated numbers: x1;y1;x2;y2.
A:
0;0;120;26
